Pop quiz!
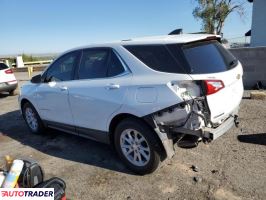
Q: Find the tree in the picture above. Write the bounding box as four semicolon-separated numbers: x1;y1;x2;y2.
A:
193;0;245;35
22;54;38;62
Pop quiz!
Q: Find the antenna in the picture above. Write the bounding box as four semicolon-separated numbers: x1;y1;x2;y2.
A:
168;29;183;35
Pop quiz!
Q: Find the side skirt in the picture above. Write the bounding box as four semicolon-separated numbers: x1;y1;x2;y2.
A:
43;120;110;144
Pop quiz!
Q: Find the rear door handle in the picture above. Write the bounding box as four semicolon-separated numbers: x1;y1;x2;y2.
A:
105;83;120;90
59;86;68;91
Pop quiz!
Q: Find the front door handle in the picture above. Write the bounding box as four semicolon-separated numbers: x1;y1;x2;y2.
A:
59;86;68;91
105;83;120;90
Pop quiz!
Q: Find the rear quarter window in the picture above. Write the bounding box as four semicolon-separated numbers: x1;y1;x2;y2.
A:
124;45;186;74
107;51;125;77
178;41;237;74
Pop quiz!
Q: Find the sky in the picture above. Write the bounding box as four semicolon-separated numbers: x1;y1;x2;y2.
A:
0;0;253;55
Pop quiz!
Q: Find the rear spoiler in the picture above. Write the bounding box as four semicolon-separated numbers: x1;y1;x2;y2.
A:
204;36;221;42
184;36;222;45
168;29;221;43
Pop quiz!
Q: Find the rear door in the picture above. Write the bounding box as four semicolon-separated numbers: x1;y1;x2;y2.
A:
175;41;243;123
69;48;131;137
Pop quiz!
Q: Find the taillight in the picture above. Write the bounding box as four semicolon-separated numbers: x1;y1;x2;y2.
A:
204;80;224;95
5;69;13;74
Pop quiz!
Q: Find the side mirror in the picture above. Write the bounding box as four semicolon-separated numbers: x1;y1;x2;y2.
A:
31;74;42;84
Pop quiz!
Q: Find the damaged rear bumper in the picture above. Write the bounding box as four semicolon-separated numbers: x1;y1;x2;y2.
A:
143;99;239;159
172;114;238;141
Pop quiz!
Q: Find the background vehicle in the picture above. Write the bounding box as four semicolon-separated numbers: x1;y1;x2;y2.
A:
19;34;243;174
0;62;18;95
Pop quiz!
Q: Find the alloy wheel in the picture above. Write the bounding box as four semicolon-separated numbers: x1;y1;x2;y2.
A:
120;129;151;167
25;107;38;131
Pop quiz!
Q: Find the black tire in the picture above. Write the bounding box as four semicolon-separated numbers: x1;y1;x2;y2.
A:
114;118;161;175
9;90;16;96
22;102;45;134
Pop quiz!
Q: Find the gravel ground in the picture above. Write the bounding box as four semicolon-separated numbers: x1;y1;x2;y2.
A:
0;78;265;200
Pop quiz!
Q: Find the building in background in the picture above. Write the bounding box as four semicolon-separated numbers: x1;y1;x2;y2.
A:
247;0;266;47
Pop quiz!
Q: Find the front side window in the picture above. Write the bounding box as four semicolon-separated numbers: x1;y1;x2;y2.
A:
78;49;109;79
45;51;79;82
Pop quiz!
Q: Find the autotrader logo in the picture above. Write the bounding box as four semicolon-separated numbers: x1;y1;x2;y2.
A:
0;188;54;200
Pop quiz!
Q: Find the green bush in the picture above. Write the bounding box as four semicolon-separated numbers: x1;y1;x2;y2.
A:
22;54;38;62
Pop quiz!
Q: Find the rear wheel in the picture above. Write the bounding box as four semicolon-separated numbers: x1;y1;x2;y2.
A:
114;118;161;175
22;102;45;134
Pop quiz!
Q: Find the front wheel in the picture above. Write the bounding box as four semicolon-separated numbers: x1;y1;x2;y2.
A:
114;118;161;175
22;102;45;134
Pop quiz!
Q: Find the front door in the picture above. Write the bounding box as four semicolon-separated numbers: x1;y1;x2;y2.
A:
36;50;81;127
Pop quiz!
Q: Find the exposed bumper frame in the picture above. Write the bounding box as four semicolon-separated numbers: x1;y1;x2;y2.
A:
144;106;239;159
172;114;237;141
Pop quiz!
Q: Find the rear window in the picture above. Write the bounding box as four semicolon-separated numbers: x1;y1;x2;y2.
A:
124;45;185;74
178;41;237;74
0;63;8;70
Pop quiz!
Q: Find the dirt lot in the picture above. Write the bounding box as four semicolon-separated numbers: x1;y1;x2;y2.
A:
0;78;265;200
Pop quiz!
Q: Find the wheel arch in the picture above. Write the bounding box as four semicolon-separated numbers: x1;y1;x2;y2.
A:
20;98;46;134
20;98;31;111
20;98;40;119
108;113;167;160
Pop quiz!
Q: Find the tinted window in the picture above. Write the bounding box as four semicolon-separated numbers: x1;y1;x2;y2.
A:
124;45;185;74
79;49;109;79
108;51;125;77
180;41;237;74
45;51;79;82
0;63;8;70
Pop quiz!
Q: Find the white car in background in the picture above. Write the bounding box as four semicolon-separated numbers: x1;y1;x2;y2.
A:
0;62;18;95
19;34;243;174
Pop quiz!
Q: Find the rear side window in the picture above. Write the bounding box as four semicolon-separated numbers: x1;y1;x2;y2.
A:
179;41;237;74
0;63;8;70
124;45;185;74
79;49;109;79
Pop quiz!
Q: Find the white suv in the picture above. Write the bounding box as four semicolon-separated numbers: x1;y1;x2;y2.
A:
0;62;18;95
19;34;243;174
